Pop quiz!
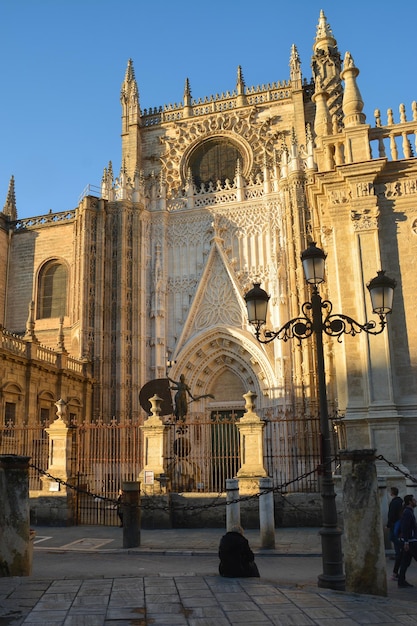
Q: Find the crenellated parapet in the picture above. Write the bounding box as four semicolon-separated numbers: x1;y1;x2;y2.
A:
10;209;76;231
140;78;301;126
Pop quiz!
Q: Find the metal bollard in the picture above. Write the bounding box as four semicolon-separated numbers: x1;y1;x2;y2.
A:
122;481;141;548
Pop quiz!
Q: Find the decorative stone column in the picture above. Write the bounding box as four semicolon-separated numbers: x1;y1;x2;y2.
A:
139;394;168;494
236;391;267;495
340;449;387;596
0;454;32;576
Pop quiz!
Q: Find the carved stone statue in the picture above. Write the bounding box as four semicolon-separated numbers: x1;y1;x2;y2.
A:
167;374;214;421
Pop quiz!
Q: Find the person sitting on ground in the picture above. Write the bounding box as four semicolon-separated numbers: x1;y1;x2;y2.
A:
218;524;260;578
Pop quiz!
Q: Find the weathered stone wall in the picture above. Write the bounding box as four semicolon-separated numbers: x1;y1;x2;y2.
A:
29;493;71;526
0;455;32;576
5;219;75;337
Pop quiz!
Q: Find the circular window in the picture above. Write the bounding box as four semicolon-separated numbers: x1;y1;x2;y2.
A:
189;138;243;188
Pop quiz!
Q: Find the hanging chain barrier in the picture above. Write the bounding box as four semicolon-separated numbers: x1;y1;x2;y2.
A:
29;454;417;515
376;454;417;484
29;461;326;513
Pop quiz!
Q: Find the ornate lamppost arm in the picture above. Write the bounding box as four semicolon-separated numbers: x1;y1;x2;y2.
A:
253;314;313;344
321;301;388;341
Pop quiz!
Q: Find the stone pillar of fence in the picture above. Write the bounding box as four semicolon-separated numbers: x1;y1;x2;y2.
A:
259;477;275;548
226;478;241;531
42;399;72;493
139;394;168;494
340;449;387;596
236;391;275;534
0;454;33;576
236;391;268;495
28;400;75;525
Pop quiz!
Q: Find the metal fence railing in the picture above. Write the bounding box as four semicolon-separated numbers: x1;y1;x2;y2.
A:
1;411;343;524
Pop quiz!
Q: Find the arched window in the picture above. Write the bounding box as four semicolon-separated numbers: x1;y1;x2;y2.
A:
189;138;243;188
37;261;67;319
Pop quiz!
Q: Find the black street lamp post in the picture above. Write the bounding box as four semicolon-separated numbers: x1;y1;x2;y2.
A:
244;242;396;591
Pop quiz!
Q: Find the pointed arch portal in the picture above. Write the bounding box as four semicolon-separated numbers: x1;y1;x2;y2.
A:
170;327;277;414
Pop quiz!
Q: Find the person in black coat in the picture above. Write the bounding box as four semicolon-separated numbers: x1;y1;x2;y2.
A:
387;487;403;579
218;525;260;578
398;494;417;587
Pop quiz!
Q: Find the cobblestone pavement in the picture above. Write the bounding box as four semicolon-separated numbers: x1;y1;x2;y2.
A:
1;526;417;625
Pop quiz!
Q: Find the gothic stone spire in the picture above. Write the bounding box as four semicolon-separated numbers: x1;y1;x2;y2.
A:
311;10;343;129
3;175;17;220
120;59;142;182
121;58;140;130
236;66;247;107
183;78;193;117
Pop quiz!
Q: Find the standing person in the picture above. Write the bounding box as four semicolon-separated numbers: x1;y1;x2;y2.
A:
387;487;403;580
116;489;124;527
218;525;260;578
398;494;417;588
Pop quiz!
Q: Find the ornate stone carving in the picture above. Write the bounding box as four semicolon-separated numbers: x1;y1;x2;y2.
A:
192;259;242;332
160;109;282;192
350;208;379;231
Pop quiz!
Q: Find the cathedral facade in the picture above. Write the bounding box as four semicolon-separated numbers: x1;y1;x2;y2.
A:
1;11;416;480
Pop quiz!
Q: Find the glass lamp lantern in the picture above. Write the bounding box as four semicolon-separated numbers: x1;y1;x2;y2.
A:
367;270;396;314
301;242;327;285
244;283;270;326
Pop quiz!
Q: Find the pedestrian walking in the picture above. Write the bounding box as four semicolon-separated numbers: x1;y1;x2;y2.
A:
398;494;417;588
116;489;124;527
387;486;403;580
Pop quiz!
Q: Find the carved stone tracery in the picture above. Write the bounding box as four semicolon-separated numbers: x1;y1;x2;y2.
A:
160;109;283;193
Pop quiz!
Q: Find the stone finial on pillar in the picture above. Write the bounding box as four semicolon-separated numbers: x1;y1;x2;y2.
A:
56;317;67;353
340;52;365;127
24;300;37;342
54;398;67;421
139;394;168;494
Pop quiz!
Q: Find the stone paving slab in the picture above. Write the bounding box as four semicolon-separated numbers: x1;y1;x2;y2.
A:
2;527;417;624
2;575;417;625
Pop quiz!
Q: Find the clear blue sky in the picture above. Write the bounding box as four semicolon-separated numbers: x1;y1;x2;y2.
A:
1;0;416;219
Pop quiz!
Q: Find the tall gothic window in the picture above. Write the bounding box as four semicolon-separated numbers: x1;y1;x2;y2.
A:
37;261;67;319
4;401;16;426
189;138;242;188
